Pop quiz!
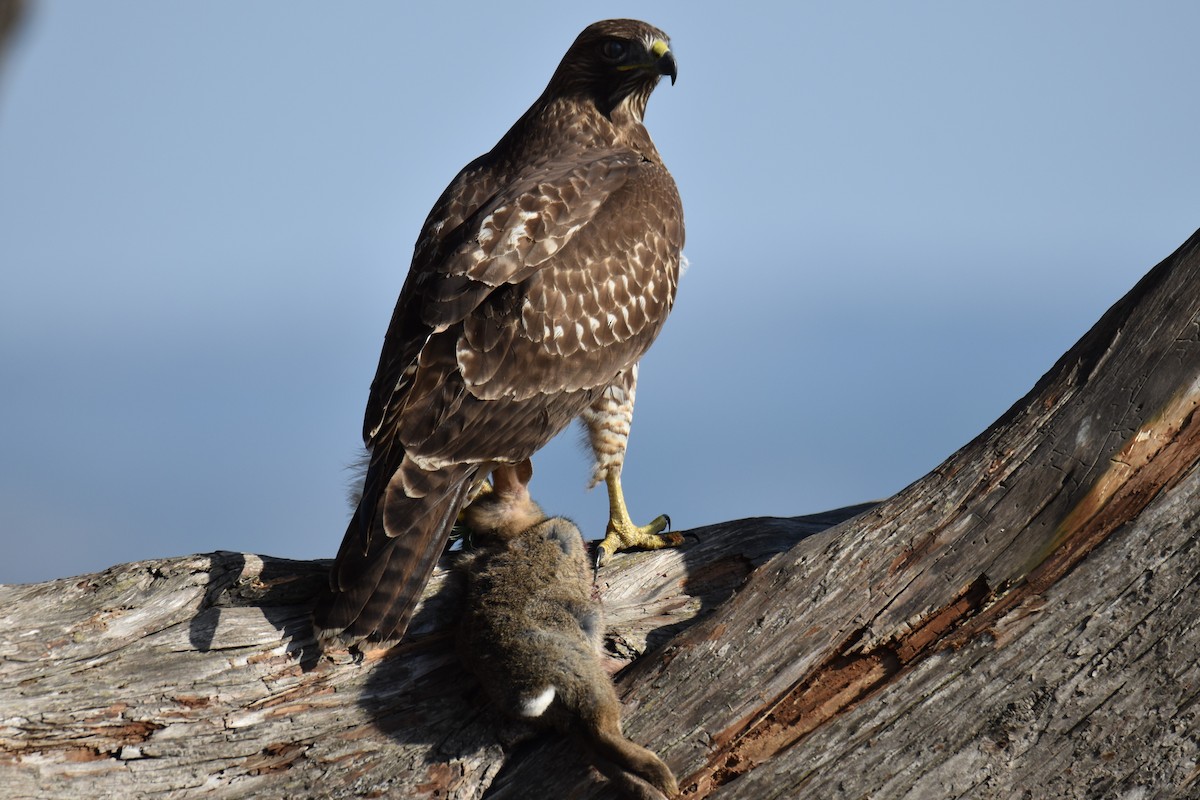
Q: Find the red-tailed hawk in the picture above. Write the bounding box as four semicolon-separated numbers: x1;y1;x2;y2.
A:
313;19;684;644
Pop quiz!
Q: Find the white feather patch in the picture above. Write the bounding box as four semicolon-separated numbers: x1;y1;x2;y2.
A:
504;209;539;249
679;251;691;278
519;686;556;717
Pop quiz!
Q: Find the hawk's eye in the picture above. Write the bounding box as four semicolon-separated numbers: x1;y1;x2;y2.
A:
600;40;628;62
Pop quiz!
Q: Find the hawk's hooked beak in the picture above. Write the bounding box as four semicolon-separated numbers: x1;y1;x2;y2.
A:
652;39;677;85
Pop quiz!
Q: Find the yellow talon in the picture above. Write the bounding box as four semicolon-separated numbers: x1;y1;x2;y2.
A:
595;472;682;566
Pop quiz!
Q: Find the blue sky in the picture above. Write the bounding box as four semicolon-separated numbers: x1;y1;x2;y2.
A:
2;2;1198;583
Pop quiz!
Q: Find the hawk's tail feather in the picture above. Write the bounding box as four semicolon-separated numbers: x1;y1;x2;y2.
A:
371;473;473;639
313;463;475;645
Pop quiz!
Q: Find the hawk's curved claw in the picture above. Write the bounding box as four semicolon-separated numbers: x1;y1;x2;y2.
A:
594;471;685;568
595;513;685;568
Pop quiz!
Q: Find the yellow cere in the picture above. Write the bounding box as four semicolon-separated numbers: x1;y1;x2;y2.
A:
618;39;671;70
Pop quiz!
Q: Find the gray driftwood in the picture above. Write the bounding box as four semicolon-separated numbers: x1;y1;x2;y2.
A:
0;512;854;799
3;228;1200;799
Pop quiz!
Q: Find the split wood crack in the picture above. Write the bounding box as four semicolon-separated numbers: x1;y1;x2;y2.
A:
682;379;1200;796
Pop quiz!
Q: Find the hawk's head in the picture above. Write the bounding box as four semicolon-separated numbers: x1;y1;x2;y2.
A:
547;19;677;120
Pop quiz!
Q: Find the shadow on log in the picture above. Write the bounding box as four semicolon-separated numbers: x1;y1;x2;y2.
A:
0;505;859;798
3;229;1200;799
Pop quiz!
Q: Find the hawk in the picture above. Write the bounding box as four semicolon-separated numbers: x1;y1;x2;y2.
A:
314;19;684;644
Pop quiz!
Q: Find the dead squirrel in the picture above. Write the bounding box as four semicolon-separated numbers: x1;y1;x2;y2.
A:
457;459;677;800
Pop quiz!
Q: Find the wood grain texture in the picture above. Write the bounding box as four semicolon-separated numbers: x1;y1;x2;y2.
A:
0;509;847;799
3;228;1199;799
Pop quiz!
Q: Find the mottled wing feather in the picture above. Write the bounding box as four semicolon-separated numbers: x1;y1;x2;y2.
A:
363;153;644;445
369;150;679;457
458;158;682;401
363;157;503;444
422;153;643;328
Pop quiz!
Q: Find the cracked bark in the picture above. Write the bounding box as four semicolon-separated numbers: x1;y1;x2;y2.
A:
3;229;1200;799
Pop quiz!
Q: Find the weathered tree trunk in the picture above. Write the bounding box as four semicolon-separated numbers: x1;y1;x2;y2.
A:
4;229;1200;799
0;511;861;798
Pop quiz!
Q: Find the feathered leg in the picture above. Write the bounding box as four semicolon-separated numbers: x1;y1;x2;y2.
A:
581;366;682;565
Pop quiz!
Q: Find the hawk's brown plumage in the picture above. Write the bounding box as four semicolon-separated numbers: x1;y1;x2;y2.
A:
313;19;683;644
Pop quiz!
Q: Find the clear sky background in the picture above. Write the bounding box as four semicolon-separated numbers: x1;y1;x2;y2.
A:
2;2;1198;584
